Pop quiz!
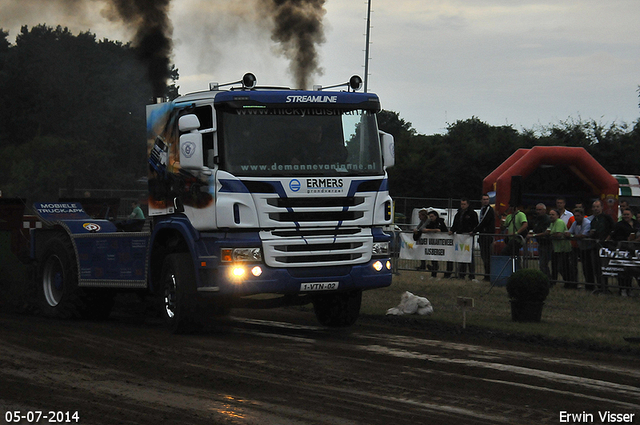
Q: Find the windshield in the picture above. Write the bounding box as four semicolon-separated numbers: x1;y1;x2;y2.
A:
219;108;383;176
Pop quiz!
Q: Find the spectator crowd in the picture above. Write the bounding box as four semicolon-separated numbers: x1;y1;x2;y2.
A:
413;196;640;296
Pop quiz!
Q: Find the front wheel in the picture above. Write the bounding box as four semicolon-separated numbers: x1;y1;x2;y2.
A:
312;290;362;327
160;253;201;333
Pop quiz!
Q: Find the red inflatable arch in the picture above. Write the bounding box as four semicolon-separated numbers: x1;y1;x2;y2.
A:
483;148;529;190
483;146;618;220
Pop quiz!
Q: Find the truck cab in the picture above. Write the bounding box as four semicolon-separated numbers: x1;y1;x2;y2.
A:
145;74;395;330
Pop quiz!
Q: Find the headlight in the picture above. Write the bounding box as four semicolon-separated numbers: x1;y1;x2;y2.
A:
232;267;246;278
372;242;389;257
228;265;263;282
221;247;262;262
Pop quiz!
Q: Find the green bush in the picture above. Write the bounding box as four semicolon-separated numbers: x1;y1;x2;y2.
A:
506;269;550;302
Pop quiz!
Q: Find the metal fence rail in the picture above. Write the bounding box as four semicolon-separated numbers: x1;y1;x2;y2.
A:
392;231;640;296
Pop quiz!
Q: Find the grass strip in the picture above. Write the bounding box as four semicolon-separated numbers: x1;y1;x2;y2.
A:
361;271;640;353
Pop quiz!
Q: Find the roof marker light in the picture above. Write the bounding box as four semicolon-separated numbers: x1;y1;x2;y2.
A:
349;75;363;91
242;73;257;89
210;73;258;91
314;75;363;92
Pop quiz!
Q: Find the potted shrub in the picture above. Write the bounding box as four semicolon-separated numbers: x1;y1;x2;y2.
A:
506;269;550;322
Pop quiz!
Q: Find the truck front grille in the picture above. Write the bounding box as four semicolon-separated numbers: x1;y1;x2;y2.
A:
269;211;364;222
260;228;372;268
265;197;366;223
267;197;365;208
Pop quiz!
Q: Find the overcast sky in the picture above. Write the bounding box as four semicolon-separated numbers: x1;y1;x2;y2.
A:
1;0;639;135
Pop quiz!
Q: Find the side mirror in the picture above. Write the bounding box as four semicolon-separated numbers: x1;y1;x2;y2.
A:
379;131;395;168
179;114;200;132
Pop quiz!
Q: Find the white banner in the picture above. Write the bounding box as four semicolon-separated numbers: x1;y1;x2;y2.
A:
399;233;473;263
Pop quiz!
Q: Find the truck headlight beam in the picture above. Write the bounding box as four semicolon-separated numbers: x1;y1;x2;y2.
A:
373;260;384;272
232;266;246;278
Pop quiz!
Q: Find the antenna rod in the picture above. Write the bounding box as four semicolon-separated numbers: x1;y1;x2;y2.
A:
364;0;372;93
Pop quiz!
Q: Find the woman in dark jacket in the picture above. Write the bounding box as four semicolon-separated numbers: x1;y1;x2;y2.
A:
610;208;637;242
421;210;448;279
609;208;637;295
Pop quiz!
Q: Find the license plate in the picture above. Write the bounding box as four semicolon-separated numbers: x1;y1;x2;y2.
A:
300;282;339;291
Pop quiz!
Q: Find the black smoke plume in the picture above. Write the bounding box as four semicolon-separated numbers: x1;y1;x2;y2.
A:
102;0;173;98
17;0;326;93
259;0;326;89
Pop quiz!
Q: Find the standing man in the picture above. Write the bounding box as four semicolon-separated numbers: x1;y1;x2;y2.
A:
413;209;430;271
590;200;614;240
566;208;596;290
449;198;479;281
588;200;615;291
527;203;552;279
472;193;495;282
546;209;573;286
500;205;528;257
556;197;574;226
556;197;577;280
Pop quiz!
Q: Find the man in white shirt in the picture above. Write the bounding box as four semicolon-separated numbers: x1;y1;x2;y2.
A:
556;197;573;225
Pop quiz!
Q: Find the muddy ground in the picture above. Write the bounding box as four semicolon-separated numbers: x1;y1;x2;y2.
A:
0;296;639;425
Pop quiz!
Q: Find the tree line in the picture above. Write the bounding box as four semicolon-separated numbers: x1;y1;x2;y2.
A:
381;111;640;200
0;25;177;202
0;24;638;203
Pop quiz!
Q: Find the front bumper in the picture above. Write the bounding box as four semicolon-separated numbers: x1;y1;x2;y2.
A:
197;258;392;296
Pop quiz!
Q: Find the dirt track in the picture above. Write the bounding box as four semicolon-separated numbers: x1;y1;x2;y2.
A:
1;302;639;425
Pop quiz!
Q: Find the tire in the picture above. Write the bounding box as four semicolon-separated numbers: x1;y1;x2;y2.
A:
160;253;201;334
38;235;83;318
37;235;114;320
312;290;362;327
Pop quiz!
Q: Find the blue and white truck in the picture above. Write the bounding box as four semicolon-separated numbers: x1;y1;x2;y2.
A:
22;74;395;332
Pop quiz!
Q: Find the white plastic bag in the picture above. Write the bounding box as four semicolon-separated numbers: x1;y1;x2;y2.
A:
386;291;433;316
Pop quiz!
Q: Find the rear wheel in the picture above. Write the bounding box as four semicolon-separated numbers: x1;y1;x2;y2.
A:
312;290;362;327
38;235;114;320
41;247;69;312
160;253;201;333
